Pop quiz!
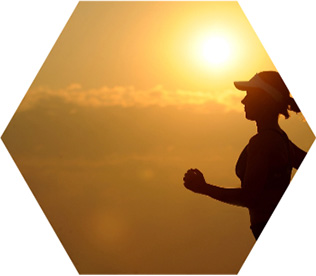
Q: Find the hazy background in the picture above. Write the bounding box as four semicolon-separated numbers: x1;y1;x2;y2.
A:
2;2;314;274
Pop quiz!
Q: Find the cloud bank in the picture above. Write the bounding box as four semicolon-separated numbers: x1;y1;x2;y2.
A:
20;84;243;113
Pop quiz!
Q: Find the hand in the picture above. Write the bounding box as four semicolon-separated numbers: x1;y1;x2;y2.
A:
183;168;208;194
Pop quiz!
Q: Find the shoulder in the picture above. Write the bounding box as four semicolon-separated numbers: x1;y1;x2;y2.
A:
249;130;277;146
248;130;286;155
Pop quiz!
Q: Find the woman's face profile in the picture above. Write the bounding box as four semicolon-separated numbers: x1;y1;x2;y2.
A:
241;88;274;121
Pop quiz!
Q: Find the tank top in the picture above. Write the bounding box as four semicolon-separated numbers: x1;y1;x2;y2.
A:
235;129;293;226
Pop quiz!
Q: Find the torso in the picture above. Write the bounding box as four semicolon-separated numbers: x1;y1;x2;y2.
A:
236;128;293;226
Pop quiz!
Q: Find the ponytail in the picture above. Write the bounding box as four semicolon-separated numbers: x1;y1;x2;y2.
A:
279;96;300;119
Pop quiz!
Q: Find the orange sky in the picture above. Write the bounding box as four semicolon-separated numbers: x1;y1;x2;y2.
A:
2;2;314;274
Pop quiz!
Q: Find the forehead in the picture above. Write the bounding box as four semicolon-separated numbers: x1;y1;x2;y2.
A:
246;87;262;93
244;88;275;104
244;88;271;101
245;87;265;96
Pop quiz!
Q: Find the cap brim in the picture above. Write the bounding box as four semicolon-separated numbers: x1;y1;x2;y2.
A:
234;81;250;91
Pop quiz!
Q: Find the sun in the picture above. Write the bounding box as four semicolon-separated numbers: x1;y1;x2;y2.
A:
201;36;231;66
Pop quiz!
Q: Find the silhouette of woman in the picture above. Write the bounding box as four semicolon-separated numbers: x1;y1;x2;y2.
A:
183;71;306;240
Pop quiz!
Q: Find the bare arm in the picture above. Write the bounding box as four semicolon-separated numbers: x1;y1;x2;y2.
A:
193;180;246;207
183;169;263;208
183;133;274;208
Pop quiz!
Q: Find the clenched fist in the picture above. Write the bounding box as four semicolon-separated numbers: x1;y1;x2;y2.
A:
183;168;208;194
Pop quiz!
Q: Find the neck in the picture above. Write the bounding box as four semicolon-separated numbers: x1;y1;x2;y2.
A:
256;115;281;133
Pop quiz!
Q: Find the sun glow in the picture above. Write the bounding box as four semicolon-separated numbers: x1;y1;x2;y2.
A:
201;36;231;66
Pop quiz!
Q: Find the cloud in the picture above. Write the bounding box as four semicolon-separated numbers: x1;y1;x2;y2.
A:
20;84;243;113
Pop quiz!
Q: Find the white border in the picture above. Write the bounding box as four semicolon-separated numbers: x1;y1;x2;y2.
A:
238;1;316;275
0;1;78;275
1;1;315;275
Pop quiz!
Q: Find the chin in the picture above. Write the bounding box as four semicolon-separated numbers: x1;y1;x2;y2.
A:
245;112;256;121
